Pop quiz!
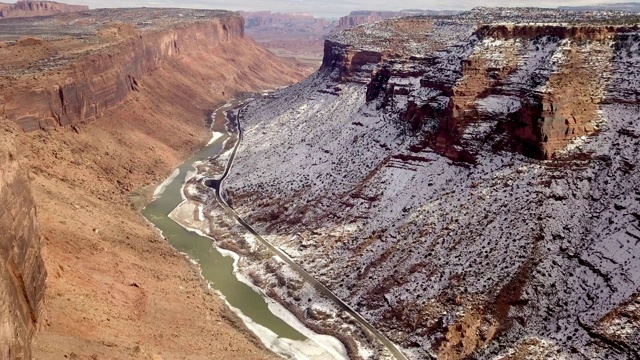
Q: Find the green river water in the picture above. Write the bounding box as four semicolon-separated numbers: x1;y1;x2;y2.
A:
140;101;305;342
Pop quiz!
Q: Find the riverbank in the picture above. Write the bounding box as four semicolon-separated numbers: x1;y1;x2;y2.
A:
162;100;349;360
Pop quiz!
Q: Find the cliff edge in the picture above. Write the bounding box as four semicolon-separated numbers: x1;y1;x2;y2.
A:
0;0;87;18
324;11;639;161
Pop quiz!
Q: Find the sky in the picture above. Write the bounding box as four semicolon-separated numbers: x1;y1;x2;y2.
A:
66;0;639;18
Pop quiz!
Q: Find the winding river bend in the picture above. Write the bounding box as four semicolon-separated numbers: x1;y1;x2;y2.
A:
142;98;408;360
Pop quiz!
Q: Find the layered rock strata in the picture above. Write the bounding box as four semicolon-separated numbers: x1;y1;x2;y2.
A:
334;10;459;32
1;10;244;132
325;17;637;160
0;122;46;359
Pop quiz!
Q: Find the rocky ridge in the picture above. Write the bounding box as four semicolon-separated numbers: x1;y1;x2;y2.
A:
334;10;459;32
0;0;87;18
223;7;640;359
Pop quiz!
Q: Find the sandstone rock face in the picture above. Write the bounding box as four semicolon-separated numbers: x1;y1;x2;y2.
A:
242;11;331;31
0;122;46;359
240;11;334;68
0;10;244;132
336;11;397;30
0;0;87;18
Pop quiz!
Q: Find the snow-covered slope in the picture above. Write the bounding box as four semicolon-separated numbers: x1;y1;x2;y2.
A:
223;9;640;359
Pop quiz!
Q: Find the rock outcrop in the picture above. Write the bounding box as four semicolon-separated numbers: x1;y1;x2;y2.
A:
0;122;46;359
325;16;635;160
242;11;331;31
0;0;87;18
334;10;459;32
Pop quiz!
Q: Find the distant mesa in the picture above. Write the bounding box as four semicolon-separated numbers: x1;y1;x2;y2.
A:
240;9;460;35
333;9;460;32
239;11;336;66
240;11;333;32
559;2;640;12
239;9;458;66
0;0;88;18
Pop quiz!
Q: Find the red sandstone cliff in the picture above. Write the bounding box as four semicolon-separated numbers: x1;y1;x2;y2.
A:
325;20;626;160
334;10;458;32
0;122;46;359
1;15;247;132
242;11;331;31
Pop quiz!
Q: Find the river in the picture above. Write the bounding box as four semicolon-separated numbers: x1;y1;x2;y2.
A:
141;99;348;360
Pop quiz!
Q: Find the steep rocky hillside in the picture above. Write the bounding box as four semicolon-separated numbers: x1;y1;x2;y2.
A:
0;121;46;359
224;8;640;359
0;0;87;18
1;8;305;359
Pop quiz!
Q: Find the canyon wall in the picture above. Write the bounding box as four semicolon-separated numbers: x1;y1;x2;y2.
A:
0;1;87;18
336;11;398;30
334;10;459;32
0;122;46;359
239;11;332;67
1;15;244;132
242;11;330;31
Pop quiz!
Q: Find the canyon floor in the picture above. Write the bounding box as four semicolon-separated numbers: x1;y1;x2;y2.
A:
1;8;311;359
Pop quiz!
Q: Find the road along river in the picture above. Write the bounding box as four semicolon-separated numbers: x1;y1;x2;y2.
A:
142;100;350;360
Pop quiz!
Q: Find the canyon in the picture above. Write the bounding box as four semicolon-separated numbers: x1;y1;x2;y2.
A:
239;10;460;69
218;7;640;360
0;6;307;358
240;11;332;67
2;2;640;360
